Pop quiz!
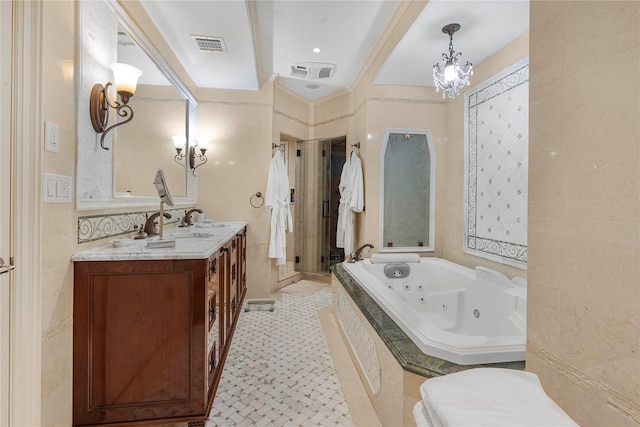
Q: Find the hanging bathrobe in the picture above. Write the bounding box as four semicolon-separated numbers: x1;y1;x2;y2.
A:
336;151;364;255
265;150;293;265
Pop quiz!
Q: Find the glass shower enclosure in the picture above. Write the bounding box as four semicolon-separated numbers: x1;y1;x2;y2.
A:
294;137;346;274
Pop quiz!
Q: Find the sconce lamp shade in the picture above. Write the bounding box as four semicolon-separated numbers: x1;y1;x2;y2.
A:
57;59;74;83
110;63;142;95
172;135;186;149
196;136;210;152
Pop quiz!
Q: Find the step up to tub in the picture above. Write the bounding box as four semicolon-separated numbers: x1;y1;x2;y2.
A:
413;368;579;427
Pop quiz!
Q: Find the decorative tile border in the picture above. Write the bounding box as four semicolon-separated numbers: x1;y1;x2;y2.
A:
77;208;192;244
464;59;529;268
528;344;640;425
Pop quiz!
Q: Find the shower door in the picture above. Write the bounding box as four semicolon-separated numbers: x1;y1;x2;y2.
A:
294;137;345;274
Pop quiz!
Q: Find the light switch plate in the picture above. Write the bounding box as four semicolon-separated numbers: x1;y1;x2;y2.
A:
44;121;59;153
43;173;72;203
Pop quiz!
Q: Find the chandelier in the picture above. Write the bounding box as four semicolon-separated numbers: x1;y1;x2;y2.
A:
433;23;473;99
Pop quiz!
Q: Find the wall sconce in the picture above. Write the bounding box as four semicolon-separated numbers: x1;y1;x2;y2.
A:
173;135;187;165
89;63;142;150
190;137;209;176
173;136;209;176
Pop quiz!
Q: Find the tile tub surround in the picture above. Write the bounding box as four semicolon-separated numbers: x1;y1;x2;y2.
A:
331;263;524;378
71;221;247;261
208;288;357;427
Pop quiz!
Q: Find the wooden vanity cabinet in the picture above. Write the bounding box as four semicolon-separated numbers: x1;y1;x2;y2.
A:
73;230;246;426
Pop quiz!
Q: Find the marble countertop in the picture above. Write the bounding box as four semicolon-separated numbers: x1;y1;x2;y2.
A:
71;221;247;262
331;262;525;378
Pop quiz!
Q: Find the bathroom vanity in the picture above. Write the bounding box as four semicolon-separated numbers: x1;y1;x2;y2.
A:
71;222;247;426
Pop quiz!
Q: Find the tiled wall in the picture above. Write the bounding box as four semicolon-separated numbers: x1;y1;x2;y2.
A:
463;60;529;267
528;2;639;426
444;33;529;279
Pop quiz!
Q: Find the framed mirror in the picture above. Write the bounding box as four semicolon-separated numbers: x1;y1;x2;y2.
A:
379;129;435;252
76;0;198;209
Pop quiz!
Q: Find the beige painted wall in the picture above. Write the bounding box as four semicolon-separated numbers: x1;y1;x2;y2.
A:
527;2;639;426
40;2;76;424
273;81;311;278
195;84;276;299
444;33;529;278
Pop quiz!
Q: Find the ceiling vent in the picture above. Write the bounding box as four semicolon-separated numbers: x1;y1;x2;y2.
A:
290;62;336;80
191;35;227;53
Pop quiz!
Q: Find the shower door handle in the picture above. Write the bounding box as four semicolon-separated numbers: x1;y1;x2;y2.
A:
322;200;330;218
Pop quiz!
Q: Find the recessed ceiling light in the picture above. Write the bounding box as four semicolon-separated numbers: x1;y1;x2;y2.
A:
312;47;321;53
306;83;321;90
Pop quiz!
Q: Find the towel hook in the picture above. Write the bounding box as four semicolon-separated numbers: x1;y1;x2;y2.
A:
350;142;360;150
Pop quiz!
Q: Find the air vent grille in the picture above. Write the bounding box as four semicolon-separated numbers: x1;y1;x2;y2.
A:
192;35;227;53
290;62;336;80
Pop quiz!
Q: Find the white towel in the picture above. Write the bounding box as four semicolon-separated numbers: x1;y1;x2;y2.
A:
420;368;579;427
413;401;435;427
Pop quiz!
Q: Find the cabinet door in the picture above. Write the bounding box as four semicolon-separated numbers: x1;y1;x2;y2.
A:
229;239;238;323
237;228;247;298
218;246;229;349
73;259;207;425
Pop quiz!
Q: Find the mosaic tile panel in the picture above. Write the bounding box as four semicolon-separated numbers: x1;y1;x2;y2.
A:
208;288;353;427
464;60;529;267
336;292;381;394
77;208;189;244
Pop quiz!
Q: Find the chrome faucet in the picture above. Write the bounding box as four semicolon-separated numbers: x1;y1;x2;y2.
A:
143;211;172;236
180;208;203;227
348;243;374;263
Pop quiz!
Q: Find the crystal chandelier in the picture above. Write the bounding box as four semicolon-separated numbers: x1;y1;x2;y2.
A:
433;23;473;99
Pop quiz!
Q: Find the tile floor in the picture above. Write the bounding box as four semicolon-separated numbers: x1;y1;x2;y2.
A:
207;286;379;427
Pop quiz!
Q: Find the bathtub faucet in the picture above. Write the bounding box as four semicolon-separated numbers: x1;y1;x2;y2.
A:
348;243;375;263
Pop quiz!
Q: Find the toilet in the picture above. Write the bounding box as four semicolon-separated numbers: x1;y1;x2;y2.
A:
413;368;579;427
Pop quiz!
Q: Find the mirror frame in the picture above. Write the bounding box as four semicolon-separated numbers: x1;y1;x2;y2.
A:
379;128;436;252
76;0;198;210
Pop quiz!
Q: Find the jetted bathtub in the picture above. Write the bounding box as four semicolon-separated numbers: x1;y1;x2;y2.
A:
341;255;526;365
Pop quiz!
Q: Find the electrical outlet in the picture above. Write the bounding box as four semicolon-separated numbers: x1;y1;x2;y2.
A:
44;121;59;153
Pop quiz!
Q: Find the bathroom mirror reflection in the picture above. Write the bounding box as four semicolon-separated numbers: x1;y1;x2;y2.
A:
76;0;197;209
114;29;188;198
380;129;435;251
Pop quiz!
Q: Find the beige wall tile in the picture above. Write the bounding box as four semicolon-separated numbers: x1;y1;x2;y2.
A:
528;150;563;218
563;136;639;222
40;264;73;333
529;1;640;425
40;1;77;423
563;1;639;74
41;325;73;426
